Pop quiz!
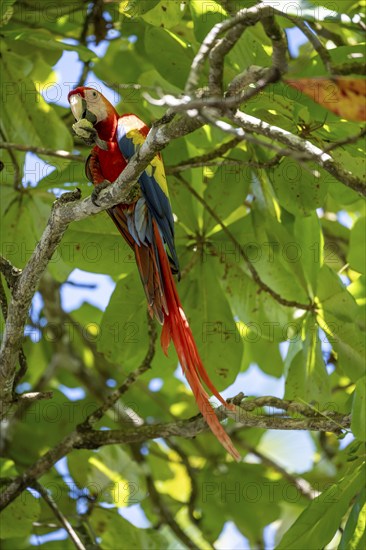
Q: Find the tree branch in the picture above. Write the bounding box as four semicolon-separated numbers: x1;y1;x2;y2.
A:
230;110;366;195
0;393;350;510
0;141;85;163
238;441;317;500
32;481;87;550
130;445;199;549
75;405;350;450
285;16;332;73
185;4;277;93
0;256;22;290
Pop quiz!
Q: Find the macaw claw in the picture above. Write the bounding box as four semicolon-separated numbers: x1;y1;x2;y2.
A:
91;180;111;206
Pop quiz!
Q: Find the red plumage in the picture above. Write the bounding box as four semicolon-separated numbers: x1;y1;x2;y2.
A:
68;87;240;461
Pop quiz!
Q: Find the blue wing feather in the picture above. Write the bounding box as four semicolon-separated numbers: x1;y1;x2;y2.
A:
116;116;180;275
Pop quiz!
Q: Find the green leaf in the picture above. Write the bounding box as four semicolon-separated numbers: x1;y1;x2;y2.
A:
90;507;170;549
285;316;331;404
62;213;137;277
144;27;194;88
141;0;184;28
250;208;310;303
198;464;282;543
98;273;148;368
1;45;72;151
270;158;329;215
203;148;251;233
68;447;146;507
348;217;366;274
219;259;300;344
293;211;323;296
0;194;38;269
242;338;284;377
181;257;243;390
0;492;40;538
276;463;365;549
190;0;227;42
338;488;366;550
351;377;366;440
0;458;18;478
317;266;365;382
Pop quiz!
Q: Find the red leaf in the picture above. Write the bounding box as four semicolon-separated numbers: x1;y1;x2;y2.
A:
284;77;366;121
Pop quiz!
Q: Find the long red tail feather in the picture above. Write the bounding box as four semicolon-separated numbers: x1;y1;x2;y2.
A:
153;222;241;461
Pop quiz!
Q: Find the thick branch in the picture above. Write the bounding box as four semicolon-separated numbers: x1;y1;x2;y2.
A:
0;394;350;510
76;408;350;449
185;4;276;93
231;110;366;195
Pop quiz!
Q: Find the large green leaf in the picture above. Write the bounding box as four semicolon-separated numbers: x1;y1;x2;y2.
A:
293;211;323;297
98;273;149;368
144;26;194;88
284;316;331;404
348;217;366;274
190;0;227;42
242;337;284;377
219;259;300;344
90;507;171;549
338;488;366;550
62;213;137;276
141;0;185;28
250;208;310;303
0;492;40;538
1;43;72;151
270;158;329;216
317;266;365;382
68;446;146;507
198;463;284;543
202;148;251;233
181;257;243;389
0;192;39;269
276;463;365;549
351;377;366;441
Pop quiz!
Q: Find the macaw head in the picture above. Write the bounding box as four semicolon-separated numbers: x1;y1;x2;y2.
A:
68;87;118;139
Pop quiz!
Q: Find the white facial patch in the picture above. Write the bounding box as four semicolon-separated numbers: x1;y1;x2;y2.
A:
83;89;108;123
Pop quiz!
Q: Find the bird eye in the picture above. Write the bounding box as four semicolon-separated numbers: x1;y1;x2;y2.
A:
92;91;97;98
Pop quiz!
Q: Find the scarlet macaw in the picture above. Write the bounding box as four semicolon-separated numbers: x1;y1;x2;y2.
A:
68;87;240;461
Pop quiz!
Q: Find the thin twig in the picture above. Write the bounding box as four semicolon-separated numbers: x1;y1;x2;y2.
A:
285;16;332;73
239;441;317;500
32;481;86;550
168;441;200;526
324;127;366;153
130;445;207;549
0;256;22;290
0;142;85;163
13;391;53;403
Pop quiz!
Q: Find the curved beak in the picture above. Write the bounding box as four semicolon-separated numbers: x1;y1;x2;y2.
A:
69;94;86;122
